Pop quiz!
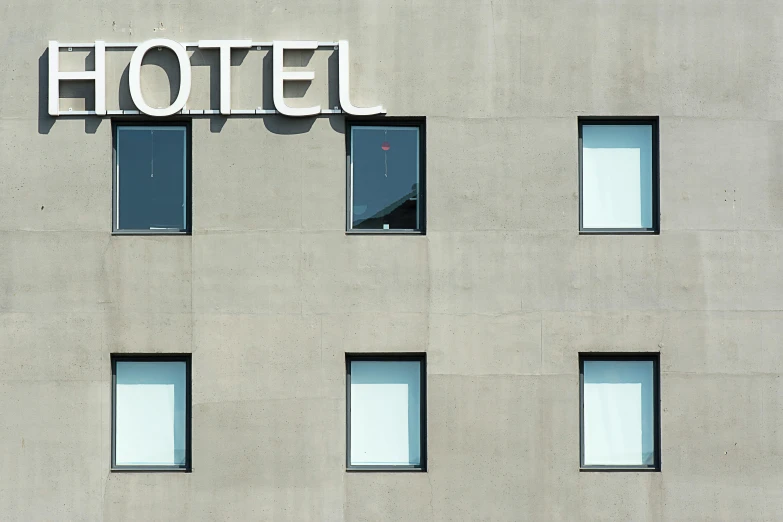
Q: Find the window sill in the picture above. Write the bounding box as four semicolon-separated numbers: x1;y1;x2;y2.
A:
112;230;191;236
579;466;659;472
347;466;426;472
111;467;191;473
346;229;424;235
579;229;659;235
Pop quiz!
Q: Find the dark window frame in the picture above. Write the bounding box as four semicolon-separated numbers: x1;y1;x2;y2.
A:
578;117;660;235
579;352;661;472
345;353;427;472
110;353;192;472
112;120;193;235
345;118;426;235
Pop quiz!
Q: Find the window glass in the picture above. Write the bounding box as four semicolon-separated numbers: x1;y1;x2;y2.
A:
349;359;422;467
350;125;421;231
582;359;656;467
581;124;654;230
114;360;187;467
116;126;187;231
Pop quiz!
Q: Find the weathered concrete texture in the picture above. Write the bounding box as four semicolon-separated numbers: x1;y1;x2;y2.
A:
2;0;783;520
0;380;104;520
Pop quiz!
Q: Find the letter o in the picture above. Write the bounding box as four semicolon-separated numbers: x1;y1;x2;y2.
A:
129;39;192;117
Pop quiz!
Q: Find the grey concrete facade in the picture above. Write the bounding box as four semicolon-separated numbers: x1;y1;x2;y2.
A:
1;0;783;520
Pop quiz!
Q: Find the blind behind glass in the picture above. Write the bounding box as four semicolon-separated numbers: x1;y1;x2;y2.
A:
350;360;421;466
115;360;187;466
583;359;655;466
582;124;653;229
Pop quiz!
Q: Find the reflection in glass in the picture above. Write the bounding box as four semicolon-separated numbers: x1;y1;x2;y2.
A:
116;126;187;231
350;126;420;230
582;359;656;467
581;124;653;229
114;360;187;467
350;360;422;466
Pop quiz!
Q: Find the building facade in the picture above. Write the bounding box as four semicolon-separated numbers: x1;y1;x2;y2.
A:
2;1;783;520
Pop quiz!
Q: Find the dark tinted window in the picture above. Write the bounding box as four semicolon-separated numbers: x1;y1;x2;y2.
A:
115;126;188;232
349;124;422;231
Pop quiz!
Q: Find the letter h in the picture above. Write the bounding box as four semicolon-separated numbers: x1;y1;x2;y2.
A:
48;41;106;116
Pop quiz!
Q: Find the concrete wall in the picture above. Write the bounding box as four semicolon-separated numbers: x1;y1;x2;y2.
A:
1;0;782;520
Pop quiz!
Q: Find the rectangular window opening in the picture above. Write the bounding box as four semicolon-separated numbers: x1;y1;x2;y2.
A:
579;118;659;234
579;353;661;471
347;120;425;234
113;122;191;234
111;355;191;471
346;354;426;471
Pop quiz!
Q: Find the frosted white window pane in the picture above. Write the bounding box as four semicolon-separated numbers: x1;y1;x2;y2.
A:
350;360;421;466
582;125;653;229
115;361;187;466
583;360;655;466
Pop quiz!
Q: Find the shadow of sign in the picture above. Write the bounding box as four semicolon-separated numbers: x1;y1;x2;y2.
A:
38;50;55;134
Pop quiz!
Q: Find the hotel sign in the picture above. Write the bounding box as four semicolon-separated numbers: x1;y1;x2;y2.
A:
48;39;385;117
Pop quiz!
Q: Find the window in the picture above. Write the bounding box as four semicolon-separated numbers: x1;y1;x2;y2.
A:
111;355;191;471
113;123;190;233
346;355;426;470
347;121;425;233
579;354;660;471
579;118;659;233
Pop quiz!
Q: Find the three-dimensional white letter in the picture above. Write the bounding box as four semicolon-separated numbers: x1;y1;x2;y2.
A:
197;40;252;115
48;41;106;116
272;41;320;117
129;39;192;117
